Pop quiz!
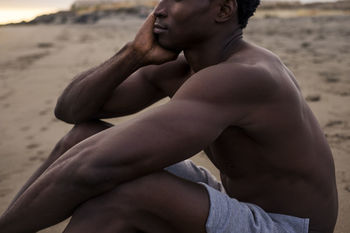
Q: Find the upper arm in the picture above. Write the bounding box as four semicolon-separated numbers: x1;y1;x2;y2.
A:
96;56;190;119
64;63;276;185
95;67;164;118
95;66;165;119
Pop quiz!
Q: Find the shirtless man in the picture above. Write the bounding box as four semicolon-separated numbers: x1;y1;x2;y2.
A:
0;0;338;232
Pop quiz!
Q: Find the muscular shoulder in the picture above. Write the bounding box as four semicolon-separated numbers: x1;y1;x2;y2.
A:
175;60;279;106
171;61;280;125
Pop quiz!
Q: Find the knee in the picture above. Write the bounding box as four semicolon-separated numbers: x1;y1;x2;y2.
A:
66;172;175;232
69;181;142;227
111;172;172;207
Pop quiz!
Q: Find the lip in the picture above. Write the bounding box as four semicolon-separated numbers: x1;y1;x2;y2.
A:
153;22;168;34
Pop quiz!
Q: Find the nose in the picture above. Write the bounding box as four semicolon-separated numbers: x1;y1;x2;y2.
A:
154;0;167;18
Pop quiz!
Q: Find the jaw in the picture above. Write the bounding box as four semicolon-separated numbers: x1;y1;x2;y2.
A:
155;34;183;52
155;28;212;53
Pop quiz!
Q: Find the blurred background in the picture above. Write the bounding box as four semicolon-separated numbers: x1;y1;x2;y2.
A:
0;0;349;232
0;0;348;25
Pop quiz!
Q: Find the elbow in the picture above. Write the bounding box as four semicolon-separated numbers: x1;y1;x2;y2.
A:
54;98;98;125
74;167;111;193
71;150;137;193
54;103;75;124
57;144;138;195
72;161;116;194
58;154;114;195
54;98;82;124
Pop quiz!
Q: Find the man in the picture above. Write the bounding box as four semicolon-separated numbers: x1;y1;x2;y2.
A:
0;0;338;232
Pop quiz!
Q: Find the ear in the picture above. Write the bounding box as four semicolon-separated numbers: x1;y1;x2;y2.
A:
215;0;237;23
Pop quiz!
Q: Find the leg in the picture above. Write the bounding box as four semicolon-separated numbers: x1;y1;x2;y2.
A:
64;169;310;233
64;171;210;233
7;120;113;209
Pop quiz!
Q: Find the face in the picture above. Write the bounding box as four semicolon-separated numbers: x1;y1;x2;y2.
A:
153;0;216;51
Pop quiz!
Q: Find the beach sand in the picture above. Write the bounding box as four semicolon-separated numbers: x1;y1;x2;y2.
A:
0;13;349;232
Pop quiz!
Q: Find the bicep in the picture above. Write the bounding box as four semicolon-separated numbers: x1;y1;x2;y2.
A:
96;67;166;119
57;64;274;186
96;55;190;119
78;99;230;182
91;68;252;175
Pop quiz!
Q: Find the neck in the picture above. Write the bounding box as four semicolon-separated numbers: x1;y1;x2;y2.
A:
184;26;243;72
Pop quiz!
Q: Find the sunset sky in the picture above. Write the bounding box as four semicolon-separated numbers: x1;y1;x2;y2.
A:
0;0;339;25
0;0;74;24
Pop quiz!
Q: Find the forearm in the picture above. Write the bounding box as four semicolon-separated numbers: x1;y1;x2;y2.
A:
55;43;145;124
0;126;145;233
0;170;91;233
0;148;114;233
6;158;55;211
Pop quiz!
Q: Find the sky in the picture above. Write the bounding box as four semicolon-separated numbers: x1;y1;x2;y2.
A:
0;0;75;24
0;0;339;25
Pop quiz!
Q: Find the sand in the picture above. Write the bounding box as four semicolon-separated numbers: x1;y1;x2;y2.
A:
0;14;349;232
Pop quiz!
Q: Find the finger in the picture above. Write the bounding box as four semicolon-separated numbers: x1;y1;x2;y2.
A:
142;12;156;32
135;12;155;41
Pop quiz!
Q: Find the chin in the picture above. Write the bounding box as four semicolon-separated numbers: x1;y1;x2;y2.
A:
156;35;182;52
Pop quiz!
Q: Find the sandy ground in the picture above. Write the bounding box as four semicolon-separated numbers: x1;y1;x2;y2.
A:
0;14;349;232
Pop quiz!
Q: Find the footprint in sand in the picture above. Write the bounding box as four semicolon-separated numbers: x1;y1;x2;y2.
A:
318;71;340;83
345;185;350;192
2;103;10;108
29;156;39;161
325;120;344;128
40;126;48;132
37;42;54;49
338;171;350;192
16;52;50;70
0;90;14;102
325;133;350;144
26;143;40;150
306;94;321;102
36;150;45;156
339;91;350;97
300;41;311;49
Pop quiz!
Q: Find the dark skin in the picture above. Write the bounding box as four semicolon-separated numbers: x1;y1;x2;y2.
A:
0;0;338;232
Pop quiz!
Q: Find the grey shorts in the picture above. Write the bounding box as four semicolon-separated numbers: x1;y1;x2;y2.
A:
165;160;310;233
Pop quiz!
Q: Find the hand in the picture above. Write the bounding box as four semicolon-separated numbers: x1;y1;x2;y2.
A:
131;12;179;65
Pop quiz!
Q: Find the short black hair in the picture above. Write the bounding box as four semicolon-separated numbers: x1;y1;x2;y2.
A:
236;0;260;29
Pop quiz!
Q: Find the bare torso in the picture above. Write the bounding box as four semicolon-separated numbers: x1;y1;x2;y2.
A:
149;42;338;233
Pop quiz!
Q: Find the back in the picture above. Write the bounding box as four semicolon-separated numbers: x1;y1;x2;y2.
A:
206;42;338;233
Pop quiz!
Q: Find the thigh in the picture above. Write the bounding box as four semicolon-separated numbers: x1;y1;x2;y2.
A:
64;171;210;233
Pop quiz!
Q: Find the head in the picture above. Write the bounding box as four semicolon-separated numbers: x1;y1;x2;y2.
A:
235;0;260;29
153;0;260;50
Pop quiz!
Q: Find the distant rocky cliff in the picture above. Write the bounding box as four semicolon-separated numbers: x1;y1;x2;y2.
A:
28;6;152;25
3;0;157;26
5;5;153;26
3;0;349;26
